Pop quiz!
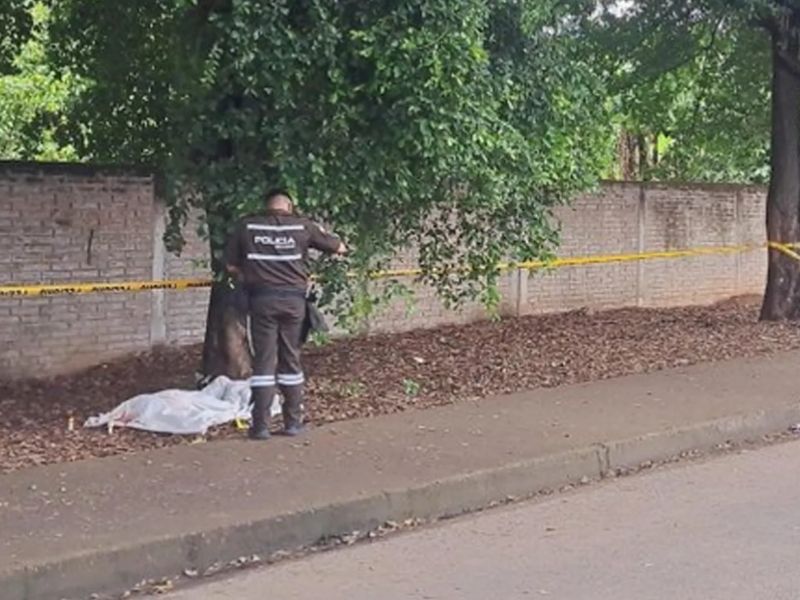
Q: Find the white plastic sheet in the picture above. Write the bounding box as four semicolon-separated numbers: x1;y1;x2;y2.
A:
83;376;281;435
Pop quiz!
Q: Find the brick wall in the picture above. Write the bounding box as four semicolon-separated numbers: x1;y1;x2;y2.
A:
0;163;156;378
522;182;767;314
162;210;210;346
0;162;768;378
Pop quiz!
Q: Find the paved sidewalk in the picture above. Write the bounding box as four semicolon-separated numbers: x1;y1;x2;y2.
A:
2;352;800;600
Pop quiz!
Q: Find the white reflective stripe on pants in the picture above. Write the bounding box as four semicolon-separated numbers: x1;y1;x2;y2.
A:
250;375;276;388
277;373;304;386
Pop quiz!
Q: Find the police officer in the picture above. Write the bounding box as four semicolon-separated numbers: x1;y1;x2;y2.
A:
225;189;346;439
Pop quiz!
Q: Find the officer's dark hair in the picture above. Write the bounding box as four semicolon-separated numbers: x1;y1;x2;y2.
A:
264;188;294;202
265;188;293;206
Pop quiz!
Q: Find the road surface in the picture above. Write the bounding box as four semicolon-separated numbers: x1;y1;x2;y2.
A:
166;440;800;600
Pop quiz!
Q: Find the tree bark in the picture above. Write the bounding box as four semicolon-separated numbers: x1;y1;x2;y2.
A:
617;129;639;181
761;32;800;320
651;133;659;168
201;280;252;380
637;132;648;179
200;227;252;381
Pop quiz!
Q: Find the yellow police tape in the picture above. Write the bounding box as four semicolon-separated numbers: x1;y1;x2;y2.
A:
768;241;800;261
1;242;798;298
0;278;211;298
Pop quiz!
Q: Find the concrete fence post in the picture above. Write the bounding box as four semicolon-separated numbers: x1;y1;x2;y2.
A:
636;184;647;307
507;266;527;317
149;194;167;345
734;187;743;295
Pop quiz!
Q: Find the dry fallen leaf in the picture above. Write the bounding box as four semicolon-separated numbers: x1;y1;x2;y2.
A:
151;578;174;594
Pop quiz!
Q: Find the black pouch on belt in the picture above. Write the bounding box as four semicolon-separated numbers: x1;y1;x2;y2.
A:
301;287;329;344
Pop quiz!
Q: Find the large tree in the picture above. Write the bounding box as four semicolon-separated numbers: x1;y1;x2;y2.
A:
47;0;613;378
591;0;800;320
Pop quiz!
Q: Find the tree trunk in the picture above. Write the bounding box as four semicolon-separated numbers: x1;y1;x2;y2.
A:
617;129;639;181
760;33;800;320
201;280;252;380
627;131;636;180
637;133;648;179
200;233;252;381
651;133;659;168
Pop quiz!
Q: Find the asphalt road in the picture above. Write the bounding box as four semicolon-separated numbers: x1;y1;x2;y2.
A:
166;440;800;600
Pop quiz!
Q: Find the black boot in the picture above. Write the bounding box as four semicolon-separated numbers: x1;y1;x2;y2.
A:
280;387;305;436
248;388;271;440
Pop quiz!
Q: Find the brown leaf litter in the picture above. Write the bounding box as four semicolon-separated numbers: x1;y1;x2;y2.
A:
1;296;798;473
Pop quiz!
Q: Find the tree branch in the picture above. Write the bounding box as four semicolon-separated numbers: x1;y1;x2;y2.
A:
624;13;726;90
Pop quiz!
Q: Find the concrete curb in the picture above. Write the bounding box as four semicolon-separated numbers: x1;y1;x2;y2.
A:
6;404;800;600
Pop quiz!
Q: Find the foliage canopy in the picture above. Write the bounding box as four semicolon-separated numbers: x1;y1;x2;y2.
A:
46;0;614;320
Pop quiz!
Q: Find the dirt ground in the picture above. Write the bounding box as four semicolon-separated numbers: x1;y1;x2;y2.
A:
2;296;799;473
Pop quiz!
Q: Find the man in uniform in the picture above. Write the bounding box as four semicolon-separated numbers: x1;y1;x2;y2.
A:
225;189;346;440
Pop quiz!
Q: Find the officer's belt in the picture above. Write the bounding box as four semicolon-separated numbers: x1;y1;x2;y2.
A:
245;284;306;298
